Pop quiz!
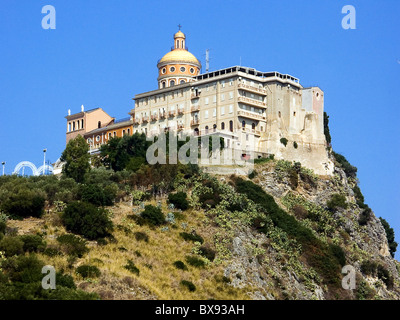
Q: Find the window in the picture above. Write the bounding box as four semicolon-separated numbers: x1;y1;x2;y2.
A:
162;68;166;74
293;112;296;116
113;131;117;137
213;108;216;117
204;110;209;119
96;135;101;142
176;40;180;48
206;85;209;91
98;121;101;128
221;122;225;130
229;92;233;99
73;122;75;131
170;67;176;72
170;80;175;86
205;126;209;134
242;120;246;128
221;106;225;115
108;133;112;139
229;105;233;113
213;95;216;103
190;68;195;74
229;79;233;86
213;124;217;132
229;120;233;132
180;80;185;84
252;123;256;130
162;81;166;88
180;67;186;72
278;111;281;118
221;93;225;101
221;80;225;88
246;134;249;141
81;119;84;128
205;97;209;105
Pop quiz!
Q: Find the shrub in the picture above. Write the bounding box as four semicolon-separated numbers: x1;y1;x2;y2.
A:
180;280;196;292
20;235;46;253
326;194;348;211
248;171;257;179
173;260;188;270
333;152;357;178
56;234;89;258
1;189;45;219
168;192;189;211
280;138;288;147
131;190;151;205
56;272;76;289
124;260;140;276
76;265;101;278
185;256;205;268
140;205;165;226
293;141;298;149
254;155;274;164
329;244;346;267
62;201;113;240
352;185;367;209
134;231;149;243
199;246;216;261
358;207;372;226
0;221;6;235
179;232;204;244
379;217;398;258
2;254;44;283
0;236;24;257
80;184;114;207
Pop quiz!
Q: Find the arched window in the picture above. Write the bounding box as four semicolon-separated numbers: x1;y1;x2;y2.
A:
180;80;185;84
73;122;76;131
194;128;199;136
81;119;84;129
162;81;166;88
176;40;180;48
98;121;101;128
170;80;175;86
221;122;225;130
252;123;256;130
205;126;209;134
229;120;233;132
213;124;217;132
242;120;246;128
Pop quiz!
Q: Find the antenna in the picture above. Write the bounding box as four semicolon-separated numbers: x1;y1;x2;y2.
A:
206;49;210;73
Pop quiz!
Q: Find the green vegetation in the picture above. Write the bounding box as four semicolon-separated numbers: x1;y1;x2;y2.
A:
56;234;89;258
379;218;398;258
173;260;188;271
185;256;206;268
280;137;288;147
76;265;101;278
180;280;196;292
60;135;91;183
254;154;274;164
62;201;113;240
168;192;189;210
323;112;332;145
179;232;204;244
332;152;357;178
360;260;393;289
124;260;140;276
326;194;348;211
293;141;298;149
134;231;149;243
140;205;165;226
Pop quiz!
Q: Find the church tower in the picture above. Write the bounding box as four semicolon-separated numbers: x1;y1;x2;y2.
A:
157;29;201;89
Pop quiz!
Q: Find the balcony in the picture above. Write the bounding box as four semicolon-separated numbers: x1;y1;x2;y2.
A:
238;96;267;108
133;118;140;125
151;114;158;122
191;92;201;99
142;116;149;123
237;110;266;121
241;127;261;136
177;108;184;115
159;112;166;119
168;110;176;118
191;119;200;126
191;105;200;112
177;125;184;131
238;83;268;95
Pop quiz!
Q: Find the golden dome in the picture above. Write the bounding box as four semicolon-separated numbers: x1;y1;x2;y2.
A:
159;49;200;66
174;30;185;39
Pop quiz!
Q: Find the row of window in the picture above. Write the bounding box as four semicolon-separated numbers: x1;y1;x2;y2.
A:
161;66;196;74
67;119;84;132
87;129;131;144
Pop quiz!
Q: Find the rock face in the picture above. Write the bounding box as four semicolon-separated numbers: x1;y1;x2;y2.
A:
222;160;400;300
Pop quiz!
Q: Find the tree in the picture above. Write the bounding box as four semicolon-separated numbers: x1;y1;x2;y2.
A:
379;217;398;258
60;136;90;183
324;112;332;145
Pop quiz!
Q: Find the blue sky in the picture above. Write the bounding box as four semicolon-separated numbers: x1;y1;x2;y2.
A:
0;1;399;257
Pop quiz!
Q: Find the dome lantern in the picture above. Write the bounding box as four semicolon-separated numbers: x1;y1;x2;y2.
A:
157;29;201;89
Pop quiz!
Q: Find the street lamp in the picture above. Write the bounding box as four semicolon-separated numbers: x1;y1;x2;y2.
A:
1;162;5;176
43;149;47;176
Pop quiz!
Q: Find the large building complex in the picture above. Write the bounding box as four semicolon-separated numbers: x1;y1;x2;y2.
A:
66;29;333;175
